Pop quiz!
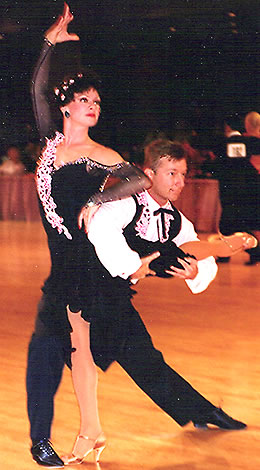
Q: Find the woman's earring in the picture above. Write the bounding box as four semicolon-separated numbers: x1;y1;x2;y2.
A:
64;111;70;118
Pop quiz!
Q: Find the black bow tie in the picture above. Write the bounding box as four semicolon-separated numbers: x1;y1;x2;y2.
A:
153;208;175;239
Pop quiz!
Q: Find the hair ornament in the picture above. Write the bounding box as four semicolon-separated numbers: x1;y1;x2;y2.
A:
54;75;81;98
53;69;101;105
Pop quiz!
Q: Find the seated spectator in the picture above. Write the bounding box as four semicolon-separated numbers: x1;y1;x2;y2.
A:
0;145;26;175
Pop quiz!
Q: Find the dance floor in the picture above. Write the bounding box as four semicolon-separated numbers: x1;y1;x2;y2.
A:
0;221;260;470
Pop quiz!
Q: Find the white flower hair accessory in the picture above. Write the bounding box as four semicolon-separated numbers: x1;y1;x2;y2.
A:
53;73;84;101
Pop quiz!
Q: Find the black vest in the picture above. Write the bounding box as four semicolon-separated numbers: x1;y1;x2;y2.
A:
123;195;195;277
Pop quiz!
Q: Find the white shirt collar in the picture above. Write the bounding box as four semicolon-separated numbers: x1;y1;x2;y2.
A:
145;190;172;212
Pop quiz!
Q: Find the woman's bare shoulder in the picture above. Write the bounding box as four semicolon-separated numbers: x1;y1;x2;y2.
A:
90;143;124;165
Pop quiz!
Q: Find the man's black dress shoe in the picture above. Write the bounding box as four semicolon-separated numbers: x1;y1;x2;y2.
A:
31;438;64;467
193;408;247;430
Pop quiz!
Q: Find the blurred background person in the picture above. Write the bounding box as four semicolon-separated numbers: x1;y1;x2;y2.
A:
0;144;25;175
207;112;260;265
223;114;243;138
244;111;260;138
242;111;260;264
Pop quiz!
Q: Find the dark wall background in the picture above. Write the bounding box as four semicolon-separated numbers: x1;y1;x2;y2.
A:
0;0;259;150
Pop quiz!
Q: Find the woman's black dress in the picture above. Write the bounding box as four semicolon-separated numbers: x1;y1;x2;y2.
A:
32;41;149;367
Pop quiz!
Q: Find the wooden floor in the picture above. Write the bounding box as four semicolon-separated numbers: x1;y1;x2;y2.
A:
0;221;260;470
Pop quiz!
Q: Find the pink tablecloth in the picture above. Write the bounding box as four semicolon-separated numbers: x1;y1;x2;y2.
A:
174;178;221;233
0;175;222;232
0;174;40;221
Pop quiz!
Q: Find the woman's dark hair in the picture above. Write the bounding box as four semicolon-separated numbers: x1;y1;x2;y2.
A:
54;68;102;107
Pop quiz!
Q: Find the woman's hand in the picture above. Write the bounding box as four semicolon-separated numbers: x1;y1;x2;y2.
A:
44;2;79;45
78;205;100;234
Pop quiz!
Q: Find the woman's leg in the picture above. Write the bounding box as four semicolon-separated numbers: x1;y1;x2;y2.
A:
181;231;258;260
66;307;102;458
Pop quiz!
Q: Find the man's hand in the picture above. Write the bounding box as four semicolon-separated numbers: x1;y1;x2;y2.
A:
45;3;79;45
165;257;198;280
130;252;160;284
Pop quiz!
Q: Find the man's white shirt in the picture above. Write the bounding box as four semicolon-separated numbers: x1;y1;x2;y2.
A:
88;191;218;294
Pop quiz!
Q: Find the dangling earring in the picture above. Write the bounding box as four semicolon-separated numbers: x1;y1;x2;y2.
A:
65;110;70;118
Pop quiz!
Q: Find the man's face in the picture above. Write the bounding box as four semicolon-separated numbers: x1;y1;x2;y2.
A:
146;157;187;206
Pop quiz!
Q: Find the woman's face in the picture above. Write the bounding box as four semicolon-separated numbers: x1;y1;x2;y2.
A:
65;87;101;127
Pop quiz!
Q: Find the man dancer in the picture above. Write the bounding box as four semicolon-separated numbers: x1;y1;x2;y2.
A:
86;139;246;431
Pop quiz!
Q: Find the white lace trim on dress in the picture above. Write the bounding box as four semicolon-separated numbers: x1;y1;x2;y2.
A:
36;132;73;240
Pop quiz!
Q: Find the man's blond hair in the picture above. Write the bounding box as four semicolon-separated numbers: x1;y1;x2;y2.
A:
143;139;187;171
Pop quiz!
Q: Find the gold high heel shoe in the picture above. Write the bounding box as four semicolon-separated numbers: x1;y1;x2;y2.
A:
179;231;258;260
63;432;106;465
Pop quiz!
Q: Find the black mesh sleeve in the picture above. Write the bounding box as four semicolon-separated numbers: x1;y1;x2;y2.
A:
31;41;56;142
87;162;151;206
31;40;83;144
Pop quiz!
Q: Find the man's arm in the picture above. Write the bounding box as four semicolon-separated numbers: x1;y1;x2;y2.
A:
88;198;160;281
88;198;143;278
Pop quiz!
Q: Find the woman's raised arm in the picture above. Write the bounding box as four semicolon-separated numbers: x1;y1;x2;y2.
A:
31;3;79;141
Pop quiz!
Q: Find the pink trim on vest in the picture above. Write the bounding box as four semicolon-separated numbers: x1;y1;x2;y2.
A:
135;192;174;242
135;192;151;237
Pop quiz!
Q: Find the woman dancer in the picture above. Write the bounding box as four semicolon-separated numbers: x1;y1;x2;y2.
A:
27;4;151;468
